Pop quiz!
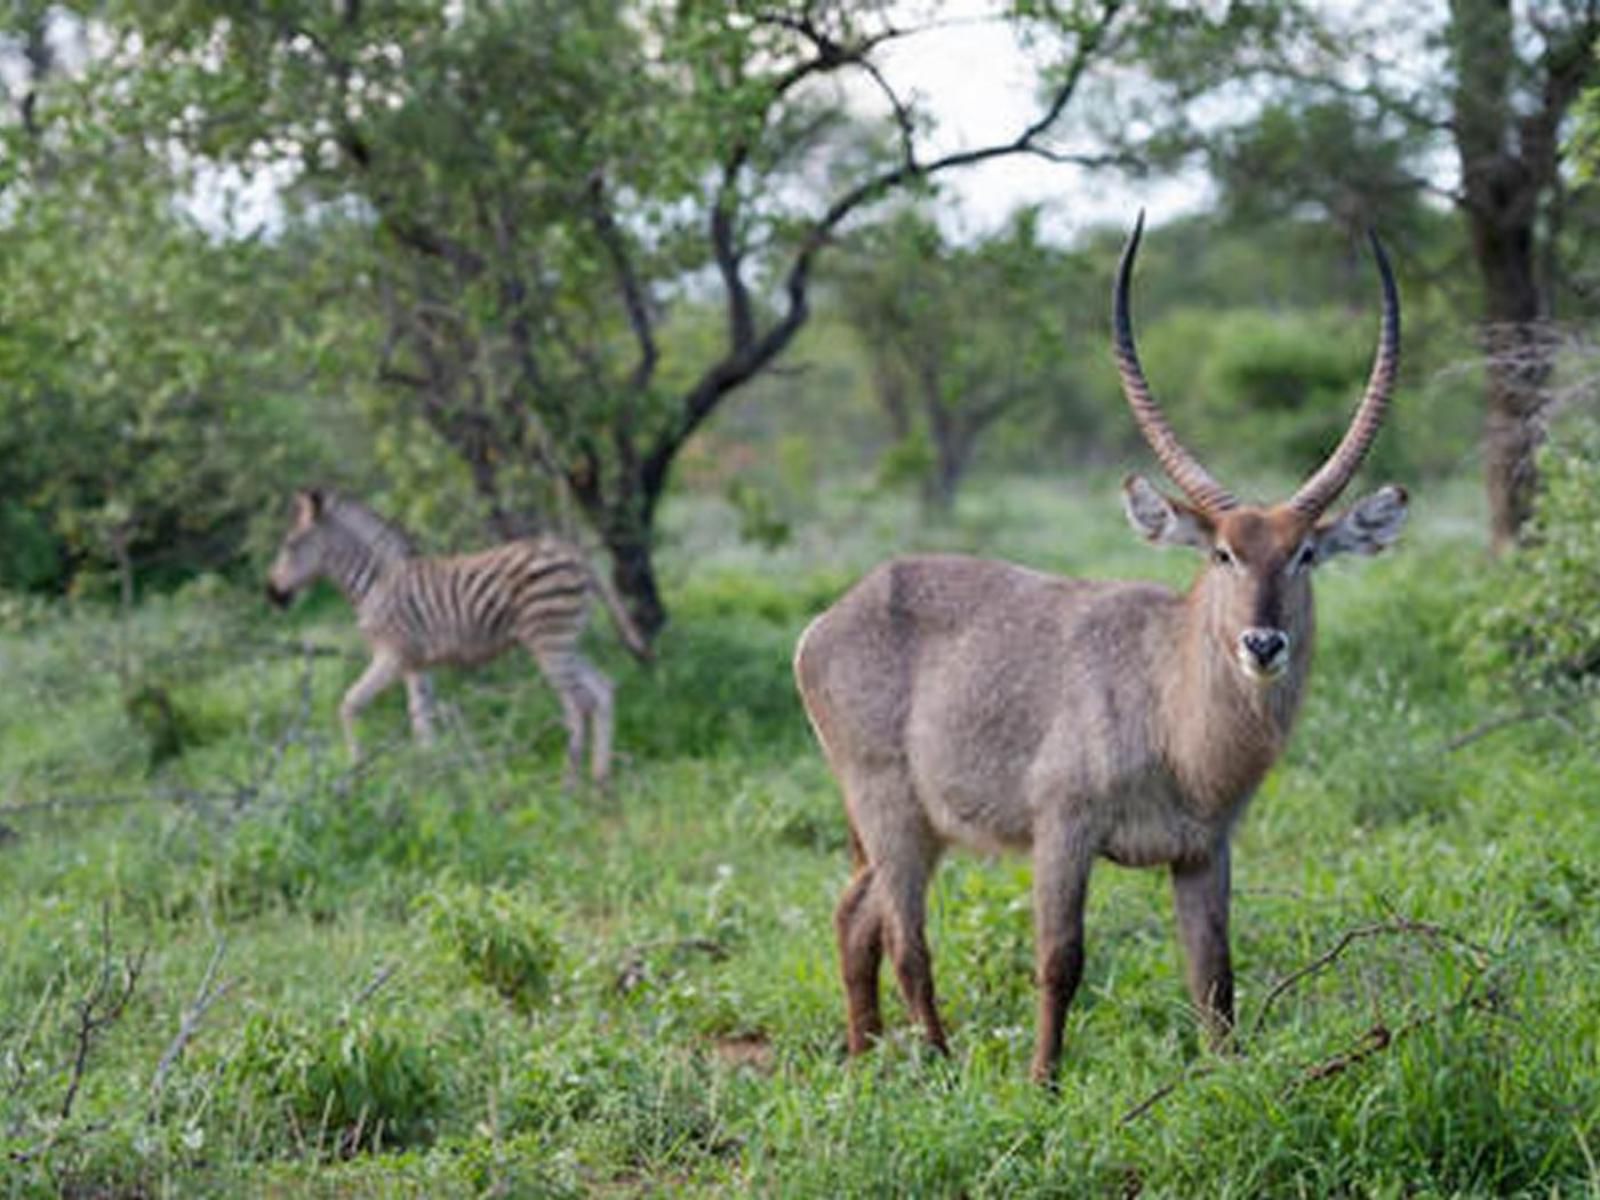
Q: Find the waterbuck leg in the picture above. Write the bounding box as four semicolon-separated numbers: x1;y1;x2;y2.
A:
1030;831;1093;1085
404;671;438;747
877;844;947;1056
340;651;403;763
834;860;884;1055
1172;845;1235;1050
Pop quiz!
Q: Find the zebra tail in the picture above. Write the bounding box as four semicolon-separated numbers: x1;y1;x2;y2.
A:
591;563;655;664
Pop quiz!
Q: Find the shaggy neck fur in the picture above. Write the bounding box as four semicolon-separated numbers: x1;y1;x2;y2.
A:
1159;573;1315;817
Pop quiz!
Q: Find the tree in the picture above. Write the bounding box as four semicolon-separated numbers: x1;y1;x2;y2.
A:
1447;0;1599;551
0;12;352;597
91;0;1216;641
834;207;1097;515
1153;2;1599;551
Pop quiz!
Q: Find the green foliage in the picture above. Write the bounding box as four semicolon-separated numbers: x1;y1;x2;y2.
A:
419;882;562;1014
122;682;192;769
1129;304;1415;485
3;476;1600;1194
1465;418;1600;694
0;140;361;592
0;503;61;592
723;478;793;551
1577;82;1600;182
1211;97;1436;239
223;1010;444;1157
834;208;1102;513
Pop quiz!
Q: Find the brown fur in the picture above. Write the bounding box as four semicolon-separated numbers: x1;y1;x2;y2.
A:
794;485;1407;1083
797;220;1407;1082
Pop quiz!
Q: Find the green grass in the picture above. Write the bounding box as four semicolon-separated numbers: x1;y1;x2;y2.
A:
1;472;1597;1197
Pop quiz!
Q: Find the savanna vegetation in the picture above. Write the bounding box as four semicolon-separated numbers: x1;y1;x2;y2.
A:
2;1;1599;1196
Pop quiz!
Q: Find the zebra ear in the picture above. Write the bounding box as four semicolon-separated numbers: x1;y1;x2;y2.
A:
294;489;325;523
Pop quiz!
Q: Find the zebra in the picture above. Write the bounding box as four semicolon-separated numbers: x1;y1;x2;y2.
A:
265;488;650;784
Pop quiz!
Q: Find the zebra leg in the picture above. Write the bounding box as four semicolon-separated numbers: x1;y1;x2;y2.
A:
529;648;587;788
404;671;439;747
340;651;403;763
531;649;601;790
575;658;615;786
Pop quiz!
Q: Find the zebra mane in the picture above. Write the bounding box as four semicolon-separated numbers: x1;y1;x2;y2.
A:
321;493;417;564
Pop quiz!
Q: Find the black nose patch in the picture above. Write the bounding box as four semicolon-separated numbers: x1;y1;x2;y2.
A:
1241;628;1288;667
265;583;292;610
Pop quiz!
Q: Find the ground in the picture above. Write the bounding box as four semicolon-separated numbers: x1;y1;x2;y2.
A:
1;475;1596;1197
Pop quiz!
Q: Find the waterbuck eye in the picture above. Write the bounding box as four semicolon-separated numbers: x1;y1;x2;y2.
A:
1212;545;1235;567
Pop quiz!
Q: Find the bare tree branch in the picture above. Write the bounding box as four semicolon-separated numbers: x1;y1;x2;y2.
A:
1249;917;1489;1037
586;171;659;393
148;940;239;1114
59;907;147;1122
653;0;1128;480
1120;913;1495;1126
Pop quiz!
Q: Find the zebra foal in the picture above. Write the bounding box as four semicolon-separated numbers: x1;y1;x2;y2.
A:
266;488;649;784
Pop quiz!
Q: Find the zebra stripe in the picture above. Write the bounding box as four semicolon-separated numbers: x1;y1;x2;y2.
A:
267;489;648;784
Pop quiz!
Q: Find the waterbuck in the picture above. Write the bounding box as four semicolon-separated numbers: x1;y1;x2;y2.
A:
793;216;1407;1083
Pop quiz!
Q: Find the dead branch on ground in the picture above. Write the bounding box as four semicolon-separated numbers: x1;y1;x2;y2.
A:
147;939;240;1115
58;906;147;1122
1119;913;1496;1128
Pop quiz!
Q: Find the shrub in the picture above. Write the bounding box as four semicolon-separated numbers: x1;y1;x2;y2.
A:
223;1010;444;1157
419;882;562;1013
1464;418;1600;695
1129;306;1416;484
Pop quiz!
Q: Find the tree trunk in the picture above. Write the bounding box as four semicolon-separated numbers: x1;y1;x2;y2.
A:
569;468;667;644
599;521;666;644
1458;113;1551;554
921;417;971;520
1479;318;1552;554
1448;0;1596;552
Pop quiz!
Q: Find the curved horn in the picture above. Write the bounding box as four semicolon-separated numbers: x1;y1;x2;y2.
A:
1288;229;1401;518
1112;211;1237;516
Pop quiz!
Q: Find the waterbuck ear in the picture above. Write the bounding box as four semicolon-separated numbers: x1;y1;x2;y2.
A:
1122;474;1213;550
1313;484;1409;561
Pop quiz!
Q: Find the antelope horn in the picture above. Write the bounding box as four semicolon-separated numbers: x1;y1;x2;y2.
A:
1288;229;1401;518
1112;211;1238;516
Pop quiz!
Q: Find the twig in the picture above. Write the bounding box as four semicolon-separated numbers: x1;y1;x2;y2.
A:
59;906;147;1122
0;793;151;821
1249;917;1487;1037
342;962;399;1019
1443;698;1592;753
1119;914;1492;1127
148;940;240;1115
1283;974;1501;1095
1292;1021;1394;1086
1118;1064;1216;1127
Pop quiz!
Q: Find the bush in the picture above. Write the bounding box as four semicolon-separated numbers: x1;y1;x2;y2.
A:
1465;418;1600;695
1128;306;1415;484
223;1010;444;1157
419;882;562;1014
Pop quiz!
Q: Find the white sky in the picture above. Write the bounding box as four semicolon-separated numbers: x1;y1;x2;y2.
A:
874;11;1208;240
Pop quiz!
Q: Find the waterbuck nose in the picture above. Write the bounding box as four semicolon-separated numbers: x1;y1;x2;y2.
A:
1240;627;1289;671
